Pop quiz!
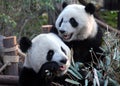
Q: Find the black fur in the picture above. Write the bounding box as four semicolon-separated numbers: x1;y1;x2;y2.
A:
62;1;68;9
61;47;66;55
59;18;63;27
47;50;54;61
19;37;32;53
50;25;59;35
19;67;38;86
69;17;78;27
19;62;63;86
85;3;96;14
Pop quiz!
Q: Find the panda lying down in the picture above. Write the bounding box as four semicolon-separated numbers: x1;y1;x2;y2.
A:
19;33;71;86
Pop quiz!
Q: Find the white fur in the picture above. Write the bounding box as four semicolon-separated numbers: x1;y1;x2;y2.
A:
24;33;71;75
55;4;98;41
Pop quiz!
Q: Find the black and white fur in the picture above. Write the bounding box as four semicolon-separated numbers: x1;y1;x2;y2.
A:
51;2;103;66
19;33;71;86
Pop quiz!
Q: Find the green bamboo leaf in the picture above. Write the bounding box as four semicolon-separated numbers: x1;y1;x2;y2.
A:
93;78;97;86
85;79;88;86
109;77;120;86
113;48;117;59
71;48;75;66
104;78;108;86
85;71;91;78
69;65;83;79
68;69;81;80
75;62;84;69
65;78;80;85
100;60;104;67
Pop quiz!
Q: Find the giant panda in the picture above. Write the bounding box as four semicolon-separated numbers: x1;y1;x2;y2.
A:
51;2;104;66
19;33;71;86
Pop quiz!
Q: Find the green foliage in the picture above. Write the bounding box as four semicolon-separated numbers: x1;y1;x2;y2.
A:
65;79;80;85
0;13;16;28
0;0;59;37
99;11;117;28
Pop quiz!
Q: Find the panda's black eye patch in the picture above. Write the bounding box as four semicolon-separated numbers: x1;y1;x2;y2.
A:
47;50;54;61
69;17;78;28
59;18;63;27
61;47;66;55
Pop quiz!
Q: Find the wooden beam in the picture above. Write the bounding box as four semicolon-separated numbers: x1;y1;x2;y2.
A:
0;75;18;85
41;25;53;33
118;0;120;30
3;36;18;75
96;18;120;35
118;11;120;30
0;84;18;86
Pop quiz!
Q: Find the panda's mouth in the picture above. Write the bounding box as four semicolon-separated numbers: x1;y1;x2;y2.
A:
62;33;73;40
59;65;66;71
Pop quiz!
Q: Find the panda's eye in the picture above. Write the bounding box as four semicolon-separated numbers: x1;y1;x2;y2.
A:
47;50;54;61
69;17;78;28
59;18;63;27
61;47;66;55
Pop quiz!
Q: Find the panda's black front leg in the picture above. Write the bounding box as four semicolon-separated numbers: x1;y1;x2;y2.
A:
19;62;60;86
38;61;60;86
19;67;38;86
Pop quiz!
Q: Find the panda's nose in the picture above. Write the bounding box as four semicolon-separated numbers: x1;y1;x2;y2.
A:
60;58;67;64
59;30;65;34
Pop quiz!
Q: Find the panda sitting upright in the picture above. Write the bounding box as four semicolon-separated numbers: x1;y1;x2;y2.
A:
19;33;71;86
51;2;104;66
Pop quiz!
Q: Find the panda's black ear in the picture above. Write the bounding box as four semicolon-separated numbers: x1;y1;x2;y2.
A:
50;25;59;35
62;1;68;9
85;3;95;14
19;37;32;53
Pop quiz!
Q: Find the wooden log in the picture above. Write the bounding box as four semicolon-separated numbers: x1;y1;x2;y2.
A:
95;18;120;35
3;36;18;75
118;11;120;30
0;84;17;86
41;25;53;33
118;1;120;30
0;35;5;58
0;35;5;69
0;75;18;85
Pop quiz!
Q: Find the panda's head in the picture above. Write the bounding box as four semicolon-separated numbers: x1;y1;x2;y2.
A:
20;33;71;76
55;2;98;42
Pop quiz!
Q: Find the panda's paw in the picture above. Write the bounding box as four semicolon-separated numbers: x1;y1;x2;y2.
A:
39;61;59;79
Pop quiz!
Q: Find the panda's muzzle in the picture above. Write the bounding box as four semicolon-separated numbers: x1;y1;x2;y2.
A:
60;58;67;64
63;33;73;40
59;30;73;40
59;59;67;71
59;30;65;34
59;65;66;71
